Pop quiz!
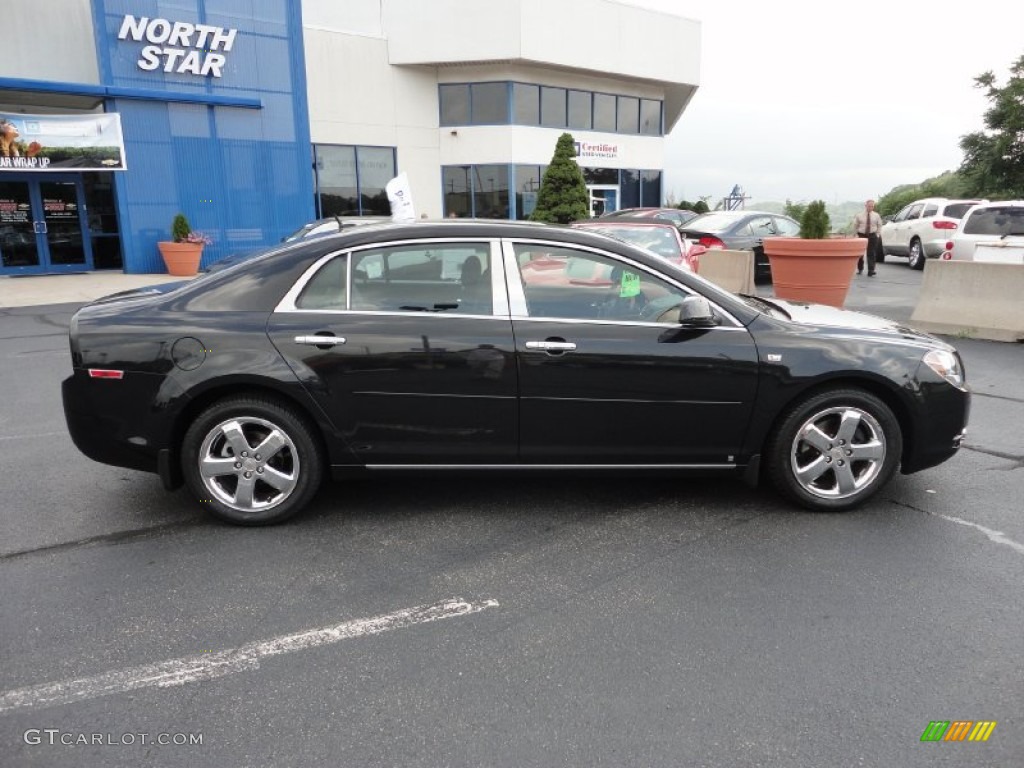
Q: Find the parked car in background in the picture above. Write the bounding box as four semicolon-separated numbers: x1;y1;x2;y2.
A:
880;198;985;270
943;201;1024;263
63;220;969;525
677;210;801;283
599;207;699;228
573;219;697;271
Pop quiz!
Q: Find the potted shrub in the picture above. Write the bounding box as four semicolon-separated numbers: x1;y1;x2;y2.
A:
157;213;211;276
763;200;865;307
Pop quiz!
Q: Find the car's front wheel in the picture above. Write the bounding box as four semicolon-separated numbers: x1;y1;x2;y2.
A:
181;396;323;525
908;239;926;270
767;388;902;511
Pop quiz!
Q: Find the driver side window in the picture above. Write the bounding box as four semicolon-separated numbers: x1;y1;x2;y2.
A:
512;243;687;322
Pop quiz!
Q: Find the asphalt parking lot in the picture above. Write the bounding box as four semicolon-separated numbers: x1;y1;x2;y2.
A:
1;260;1022;767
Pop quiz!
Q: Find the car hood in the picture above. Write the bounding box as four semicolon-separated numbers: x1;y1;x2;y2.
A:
764;298;949;346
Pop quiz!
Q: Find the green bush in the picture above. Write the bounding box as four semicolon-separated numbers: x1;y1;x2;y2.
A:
171;213;192;243
530;133;589;224
800;200;831;239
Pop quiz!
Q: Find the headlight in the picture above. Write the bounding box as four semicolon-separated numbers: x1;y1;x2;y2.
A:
923;349;964;388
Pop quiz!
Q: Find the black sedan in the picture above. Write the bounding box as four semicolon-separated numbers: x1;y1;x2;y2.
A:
63;221;969;525
679;210;802;283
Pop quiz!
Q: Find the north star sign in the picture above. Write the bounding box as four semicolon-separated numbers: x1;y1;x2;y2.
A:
117;15;237;78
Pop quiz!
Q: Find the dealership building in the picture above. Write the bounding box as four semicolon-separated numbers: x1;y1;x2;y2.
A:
0;0;700;275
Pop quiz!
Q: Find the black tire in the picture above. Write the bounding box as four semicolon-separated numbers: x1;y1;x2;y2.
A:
908;239;926;270
766;388;902;512
181;396;323;525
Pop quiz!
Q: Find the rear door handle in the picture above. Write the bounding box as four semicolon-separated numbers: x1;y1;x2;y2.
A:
294;335;346;346
525;340;577;352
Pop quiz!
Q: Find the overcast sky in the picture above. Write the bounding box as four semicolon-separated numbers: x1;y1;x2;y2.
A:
623;0;1024;205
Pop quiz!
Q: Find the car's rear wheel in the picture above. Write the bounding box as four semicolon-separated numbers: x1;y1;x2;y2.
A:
182;396;323;525
908;239;926;270
767;388;901;511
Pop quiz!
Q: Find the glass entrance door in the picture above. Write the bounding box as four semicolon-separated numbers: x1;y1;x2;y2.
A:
587;185;619;218
0;174;93;274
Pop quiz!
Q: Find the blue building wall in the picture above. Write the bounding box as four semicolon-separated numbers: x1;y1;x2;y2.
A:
91;0;314;272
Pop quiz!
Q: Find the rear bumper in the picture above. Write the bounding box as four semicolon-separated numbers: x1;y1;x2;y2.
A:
62;371;162;474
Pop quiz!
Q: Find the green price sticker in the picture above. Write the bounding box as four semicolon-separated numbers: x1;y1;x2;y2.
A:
619;271;641;298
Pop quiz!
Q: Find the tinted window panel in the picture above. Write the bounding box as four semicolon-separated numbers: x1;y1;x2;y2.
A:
568;90;592;130
442;166;471;218
515;165;543;220
922;204;939;218
640;99;661;135
356;147;395;216
296;256;348;310
440;84;470;125
512;83;539;125
943;203;975;219
351;244;492;314
541;87;567;128
471;82;508;124
472;164;510;219
617;96;639;133
315;145;358;216
640;170;661;207
593;93;616;132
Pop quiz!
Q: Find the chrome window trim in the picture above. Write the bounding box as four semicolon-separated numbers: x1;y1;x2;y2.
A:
274;238;506;316
499;237;744;328
361;463;737;470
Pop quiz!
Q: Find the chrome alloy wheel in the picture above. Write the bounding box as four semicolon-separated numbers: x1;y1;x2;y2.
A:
198;417;299;512
790;406;886;500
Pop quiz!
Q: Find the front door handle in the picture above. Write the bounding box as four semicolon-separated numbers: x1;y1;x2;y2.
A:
294;335;346;347
525;340;577;353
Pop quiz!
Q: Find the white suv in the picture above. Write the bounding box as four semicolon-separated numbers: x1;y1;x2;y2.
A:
880;198;985;270
944;201;1024;263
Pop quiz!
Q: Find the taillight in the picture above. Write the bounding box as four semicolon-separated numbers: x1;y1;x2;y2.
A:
88;369;124;379
945;241;954;250
697;236;726;249
932;220;957;230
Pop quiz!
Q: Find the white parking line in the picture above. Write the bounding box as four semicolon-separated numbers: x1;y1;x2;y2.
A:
936;513;1024;556
0;597;498;715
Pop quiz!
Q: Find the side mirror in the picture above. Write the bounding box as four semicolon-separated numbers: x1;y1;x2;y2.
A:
676;295;718;327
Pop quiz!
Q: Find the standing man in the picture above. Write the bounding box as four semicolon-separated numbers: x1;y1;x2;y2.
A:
852;199;882;276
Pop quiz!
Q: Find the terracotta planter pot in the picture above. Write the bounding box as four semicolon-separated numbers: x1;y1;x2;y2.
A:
764;237;866;307
157;241;204;276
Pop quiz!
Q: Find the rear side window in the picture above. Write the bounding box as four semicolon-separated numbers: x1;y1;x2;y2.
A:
296;255;347;310
922;204;938;218
962;206;1024;236
943;203;975;219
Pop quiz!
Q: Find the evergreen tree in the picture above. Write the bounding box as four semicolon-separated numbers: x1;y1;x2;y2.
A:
530;133;589;223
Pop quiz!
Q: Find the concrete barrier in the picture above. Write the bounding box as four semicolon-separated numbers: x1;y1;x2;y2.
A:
696;249;754;294
910;260;1024;342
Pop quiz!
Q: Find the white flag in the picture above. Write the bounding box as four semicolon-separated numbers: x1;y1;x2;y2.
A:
385;172;416;222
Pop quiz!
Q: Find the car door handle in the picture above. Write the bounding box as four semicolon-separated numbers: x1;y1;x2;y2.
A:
525;340;577;352
294;335;346;346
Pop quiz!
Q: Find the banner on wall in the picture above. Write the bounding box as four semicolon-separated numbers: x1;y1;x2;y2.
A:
0;113;127;172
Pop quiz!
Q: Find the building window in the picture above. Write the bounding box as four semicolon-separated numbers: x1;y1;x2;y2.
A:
540;86;567;128
568;90;592;130
640;99;661;136
441;82;663;135
471;82;509;124
440;84;470;125
593;93;616;132
442;164;511;219
313;144;396;217
619;169;640;209
617;96;639;134
640;170;662;207
513;83;540;125
514;165;545;220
